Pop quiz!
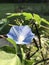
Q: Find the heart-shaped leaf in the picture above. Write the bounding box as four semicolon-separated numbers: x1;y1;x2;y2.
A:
0;49;21;65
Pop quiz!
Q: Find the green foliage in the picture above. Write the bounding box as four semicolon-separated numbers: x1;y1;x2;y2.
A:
0;12;49;34
0;49;21;65
7;12;33;20
0;12;49;65
25;59;35;65
0;18;10;34
33;14;41;25
6;38;17;51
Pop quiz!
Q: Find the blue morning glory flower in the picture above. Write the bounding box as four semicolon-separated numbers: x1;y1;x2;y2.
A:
7;25;35;44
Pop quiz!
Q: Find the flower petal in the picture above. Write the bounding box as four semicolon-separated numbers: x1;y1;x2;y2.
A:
7;25;35;44
23;31;35;43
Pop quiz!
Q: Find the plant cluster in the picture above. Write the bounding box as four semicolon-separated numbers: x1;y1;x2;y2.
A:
0;12;49;65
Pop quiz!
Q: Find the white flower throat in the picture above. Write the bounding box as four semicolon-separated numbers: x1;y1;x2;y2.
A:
18;35;25;42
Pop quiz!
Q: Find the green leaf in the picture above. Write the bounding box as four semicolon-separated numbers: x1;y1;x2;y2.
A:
7;12;33;20
0;19;7;25
7;13;21;18
25;59;35;65
22;12;33;20
0;46;16;54
33;14;41;25
6;38;18;54
0;21;9;31
6;38;17;53
0;49;21;65
0;19;10;34
6;38;23;60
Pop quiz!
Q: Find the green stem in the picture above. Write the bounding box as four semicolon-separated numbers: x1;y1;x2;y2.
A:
41;25;49;30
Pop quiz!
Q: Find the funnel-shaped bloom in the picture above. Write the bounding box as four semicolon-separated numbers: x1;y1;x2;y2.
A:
7;25;35;44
